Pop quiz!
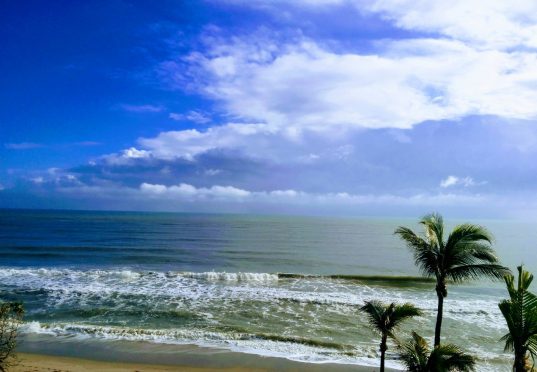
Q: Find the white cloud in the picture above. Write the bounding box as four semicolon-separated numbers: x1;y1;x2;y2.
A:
141;182;251;200
136;182;484;206
136;123;280;160
55;181;485;208
160;35;537;132
169;110;211;124
119;104;164;113
132;30;537;164
363;0;537;50
140;3;537;165
440;175;482;188
103;147;152;165
247;0;537;49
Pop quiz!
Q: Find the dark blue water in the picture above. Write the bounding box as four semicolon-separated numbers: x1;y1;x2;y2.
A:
0;209;420;275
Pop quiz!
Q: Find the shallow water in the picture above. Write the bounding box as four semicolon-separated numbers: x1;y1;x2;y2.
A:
1;209;532;370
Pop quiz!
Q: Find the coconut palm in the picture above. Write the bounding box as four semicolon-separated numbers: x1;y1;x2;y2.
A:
360;300;421;372
499;265;537;371
395;212;509;346
398;331;475;372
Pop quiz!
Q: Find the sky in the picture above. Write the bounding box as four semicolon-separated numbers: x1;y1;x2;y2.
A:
2;0;537;218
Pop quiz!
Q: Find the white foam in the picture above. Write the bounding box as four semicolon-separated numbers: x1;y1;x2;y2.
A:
1;267;509;371
181;271;278;282
0;268;504;325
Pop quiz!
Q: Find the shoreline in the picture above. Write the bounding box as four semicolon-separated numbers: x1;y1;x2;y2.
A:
12;352;258;371
15;334;396;371
17;327;400;372
12;351;388;371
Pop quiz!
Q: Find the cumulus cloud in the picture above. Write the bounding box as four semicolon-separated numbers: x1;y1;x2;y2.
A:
120;31;537;165
169;110;211;124
8;0;537;218
100;121;361;165
135;123;280;161
139;182;482;207
140;182;251;199
59;181;485;208
103;147;153;165
363;0;537;50
159;34;537;132
142;2;537;168
244;0;537;49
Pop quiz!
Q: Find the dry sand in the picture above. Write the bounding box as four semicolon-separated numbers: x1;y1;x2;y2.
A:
12;353;265;372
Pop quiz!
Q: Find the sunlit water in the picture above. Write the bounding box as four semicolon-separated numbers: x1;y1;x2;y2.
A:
1;209;533;370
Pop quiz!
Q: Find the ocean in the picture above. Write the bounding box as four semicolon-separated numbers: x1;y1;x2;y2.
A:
0;209;532;370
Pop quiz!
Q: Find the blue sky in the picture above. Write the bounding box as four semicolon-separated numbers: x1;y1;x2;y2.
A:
2;0;537;218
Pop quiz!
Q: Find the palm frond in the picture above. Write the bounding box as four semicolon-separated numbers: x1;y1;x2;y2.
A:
397;331;430;372
447;264;510;282
465;242;500;262
499;265;537;365
428;343;476;371
413;247;440;277
359;300;385;334
445;224;493;253
398;332;475;371
499;331;515;352
394;226;429;250
360;301;421;339
420;213;444;249
388;303;422;330
445;242;499;268
394;226;439;277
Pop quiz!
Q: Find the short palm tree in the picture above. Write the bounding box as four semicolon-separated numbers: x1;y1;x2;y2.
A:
398;331;476;371
499;265;537;371
395;212;509;346
360;300;421;372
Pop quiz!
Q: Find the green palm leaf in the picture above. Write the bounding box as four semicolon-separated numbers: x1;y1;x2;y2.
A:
499;265;537;371
360;301;421;372
398;332;475;371
395;212;509;346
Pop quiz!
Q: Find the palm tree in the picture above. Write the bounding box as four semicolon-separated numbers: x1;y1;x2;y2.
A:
398;331;475;371
395;212;509;346
360;300;421;372
499;265;537;371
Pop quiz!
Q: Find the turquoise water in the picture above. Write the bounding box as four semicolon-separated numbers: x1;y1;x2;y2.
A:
0;209;532;370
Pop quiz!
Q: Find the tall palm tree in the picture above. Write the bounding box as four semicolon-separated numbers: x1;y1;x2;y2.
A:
398;331;476;372
360;300;421;372
499;265;537;371
395;213;509;346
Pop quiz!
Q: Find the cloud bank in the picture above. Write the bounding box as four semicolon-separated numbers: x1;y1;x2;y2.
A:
5;0;537;218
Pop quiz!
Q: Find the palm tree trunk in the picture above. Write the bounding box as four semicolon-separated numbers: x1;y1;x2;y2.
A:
380;333;387;372
434;282;446;347
513;349;529;372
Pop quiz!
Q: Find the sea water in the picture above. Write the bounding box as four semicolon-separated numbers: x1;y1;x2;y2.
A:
1;209;533;370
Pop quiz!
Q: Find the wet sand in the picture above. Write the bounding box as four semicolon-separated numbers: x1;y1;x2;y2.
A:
12;352;384;372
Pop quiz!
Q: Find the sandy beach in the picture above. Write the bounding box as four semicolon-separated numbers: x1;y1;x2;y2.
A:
13;353;255;372
12;352;382;372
